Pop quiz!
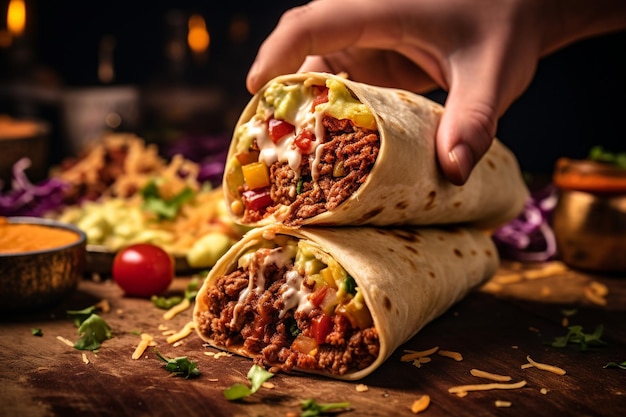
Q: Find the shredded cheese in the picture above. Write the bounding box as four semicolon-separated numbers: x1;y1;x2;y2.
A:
401;347;439;362
584;284;608;306
470;369;512;382
438;350;463;361
495;400;512;408
56;336;74;348
448;380;527;395
355;384;369;393
540;388;549;395
167;321;195;344
410;395;430;414
132;333;155;360
163;298;191;320
81;353;90;364
95;299;111;313
524;355;566;375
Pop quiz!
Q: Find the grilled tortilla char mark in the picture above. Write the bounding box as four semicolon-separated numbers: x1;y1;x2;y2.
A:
195;244;380;375
242;115;380;225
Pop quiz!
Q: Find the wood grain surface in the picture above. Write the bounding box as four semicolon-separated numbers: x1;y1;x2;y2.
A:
1;262;624;417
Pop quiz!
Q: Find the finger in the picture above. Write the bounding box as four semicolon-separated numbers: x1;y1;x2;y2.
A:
247;0;403;93
435;57;500;185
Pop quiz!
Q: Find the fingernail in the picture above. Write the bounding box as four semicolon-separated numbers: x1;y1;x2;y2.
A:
448;143;474;184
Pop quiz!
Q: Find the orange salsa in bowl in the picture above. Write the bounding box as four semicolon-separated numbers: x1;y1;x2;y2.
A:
0;218;80;254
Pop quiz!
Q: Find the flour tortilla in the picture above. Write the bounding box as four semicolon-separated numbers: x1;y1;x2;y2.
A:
193;224;498;380
224;72;528;229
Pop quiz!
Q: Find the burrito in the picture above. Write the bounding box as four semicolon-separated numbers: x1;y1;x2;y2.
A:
224;72;528;228
193;224;498;380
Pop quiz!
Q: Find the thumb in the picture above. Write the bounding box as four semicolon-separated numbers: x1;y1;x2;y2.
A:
436;76;499;185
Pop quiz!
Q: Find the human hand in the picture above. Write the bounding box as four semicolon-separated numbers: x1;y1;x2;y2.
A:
247;0;626;184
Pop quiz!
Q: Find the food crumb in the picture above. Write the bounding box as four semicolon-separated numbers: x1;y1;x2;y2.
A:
495;400;512;408
410;395;430;414
540;388;549;395
355;384;369;392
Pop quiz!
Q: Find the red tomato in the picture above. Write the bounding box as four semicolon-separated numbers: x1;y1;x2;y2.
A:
309;286;328;307
294;129;314;153
311;87;329;111
311;314;332;344
112;243;174;297
268;119;294;143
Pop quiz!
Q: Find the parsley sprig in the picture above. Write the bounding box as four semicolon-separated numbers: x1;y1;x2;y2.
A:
66;305;112;351
154;349;201;379
223;365;274;400
551;324;607;351
300;399;351;417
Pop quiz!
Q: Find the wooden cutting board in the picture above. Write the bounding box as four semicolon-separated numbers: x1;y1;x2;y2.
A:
1;262;624;417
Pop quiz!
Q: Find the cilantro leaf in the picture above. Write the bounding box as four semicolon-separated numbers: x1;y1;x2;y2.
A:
154;349;201;379
66;306;98;327
604;360;626;370
141;180;195;220
551;324;607;351
74;314;112;351
31;328;43;337
224;364;274;400
151;278;200;309
300;398;351;417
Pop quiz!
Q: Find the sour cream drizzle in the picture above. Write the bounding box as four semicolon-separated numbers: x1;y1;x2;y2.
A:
230;245;313;326
255;91;327;180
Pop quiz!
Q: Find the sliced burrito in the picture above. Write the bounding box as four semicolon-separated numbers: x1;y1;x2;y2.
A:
193;224;498;380
224;72;528;228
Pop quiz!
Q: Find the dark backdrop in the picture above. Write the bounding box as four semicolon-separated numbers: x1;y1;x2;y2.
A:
1;0;624;174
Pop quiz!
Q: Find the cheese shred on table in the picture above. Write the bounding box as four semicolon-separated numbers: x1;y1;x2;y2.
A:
163;298;192;320
401;346;439;362
470;368;512;382
448;380;527;395
524;355;566;375
167;321;195;344
438;350;463;361
132;333;155;360
410;395;430;414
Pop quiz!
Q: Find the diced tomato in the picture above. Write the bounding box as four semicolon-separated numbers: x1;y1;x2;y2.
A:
235;150;260;166
311;87;329;111
311;314;332;344
268;118;294;143
242;187;272;212
309;286;328;307
294;129;314;153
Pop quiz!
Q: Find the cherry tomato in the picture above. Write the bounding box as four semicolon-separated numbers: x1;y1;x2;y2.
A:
112;243;174;297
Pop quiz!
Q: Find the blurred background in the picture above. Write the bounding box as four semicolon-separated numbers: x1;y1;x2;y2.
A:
0;0;624;186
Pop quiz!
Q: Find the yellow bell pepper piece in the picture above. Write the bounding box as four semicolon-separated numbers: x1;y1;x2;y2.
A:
241;161;270;190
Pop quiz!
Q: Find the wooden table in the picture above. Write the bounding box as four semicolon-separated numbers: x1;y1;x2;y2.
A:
1;261;624;417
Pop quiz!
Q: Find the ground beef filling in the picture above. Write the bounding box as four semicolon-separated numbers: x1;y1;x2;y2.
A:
196;254;380;376
242;115;380;225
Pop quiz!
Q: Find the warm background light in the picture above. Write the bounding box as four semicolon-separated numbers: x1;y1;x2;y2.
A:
7;0;26;36
187;14;209;54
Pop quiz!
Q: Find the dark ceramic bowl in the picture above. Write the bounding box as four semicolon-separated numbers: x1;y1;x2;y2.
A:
0;217;87;312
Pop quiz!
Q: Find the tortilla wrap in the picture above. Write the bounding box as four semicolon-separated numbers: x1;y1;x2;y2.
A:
224;72;528;229
193;224;498;380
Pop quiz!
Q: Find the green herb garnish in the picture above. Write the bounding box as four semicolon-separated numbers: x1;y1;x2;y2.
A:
151;277;200;309
31;328;43;337
342;275;357;295
300;398;351;417
588;146;626;168
154;349;200;379
66;305;98;327
551;324;606;351
73;314;112;351
141;180;195;220
223;364;274;400
286;316;301;337
604;360;626;370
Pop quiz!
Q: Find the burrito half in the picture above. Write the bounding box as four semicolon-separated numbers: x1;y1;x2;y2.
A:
224;72;528;228
193;224;498;380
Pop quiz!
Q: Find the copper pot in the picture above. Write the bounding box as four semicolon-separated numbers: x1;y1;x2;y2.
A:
553;158;626;273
